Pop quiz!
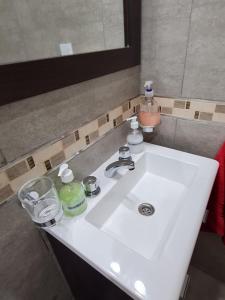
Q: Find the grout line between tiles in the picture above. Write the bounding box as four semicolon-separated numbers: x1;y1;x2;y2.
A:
180;0;194;97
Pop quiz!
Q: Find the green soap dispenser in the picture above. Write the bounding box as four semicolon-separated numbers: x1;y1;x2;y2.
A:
58;164;87;217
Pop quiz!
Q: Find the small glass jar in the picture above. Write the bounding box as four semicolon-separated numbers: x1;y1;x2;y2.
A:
18;176;63;228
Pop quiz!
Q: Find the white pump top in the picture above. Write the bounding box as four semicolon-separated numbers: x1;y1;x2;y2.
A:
127;116;139;129
144;81;154;97
58;163;74;183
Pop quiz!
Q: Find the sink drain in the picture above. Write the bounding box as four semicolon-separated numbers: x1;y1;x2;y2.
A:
138;203;155;216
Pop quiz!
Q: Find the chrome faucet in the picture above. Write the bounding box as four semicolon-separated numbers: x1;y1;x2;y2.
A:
105;159;135;178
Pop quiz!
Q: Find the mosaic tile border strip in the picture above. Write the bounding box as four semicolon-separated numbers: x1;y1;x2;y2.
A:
0;95;225;204
155;97;225;123
0;97;142;204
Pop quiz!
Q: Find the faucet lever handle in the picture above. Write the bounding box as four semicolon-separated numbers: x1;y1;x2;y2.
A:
119;146;132;161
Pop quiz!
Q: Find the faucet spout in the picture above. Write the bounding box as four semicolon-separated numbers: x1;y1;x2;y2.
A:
105;160;135;178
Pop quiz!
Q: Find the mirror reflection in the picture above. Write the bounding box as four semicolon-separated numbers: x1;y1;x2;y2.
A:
0;0;125;65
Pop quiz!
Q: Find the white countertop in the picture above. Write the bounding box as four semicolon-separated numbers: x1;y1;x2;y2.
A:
46;143;218;300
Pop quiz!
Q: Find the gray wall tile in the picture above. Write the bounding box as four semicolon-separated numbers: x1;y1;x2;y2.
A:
141;0;192;97
191;232;225;284
182;0;225;100
142;0;193;20
141;0;225;102
0;66;139;163
144;115;177;148
174;118;225;158
0;198;72;300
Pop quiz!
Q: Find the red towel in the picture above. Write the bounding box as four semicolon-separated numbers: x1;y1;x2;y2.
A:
203;142;225;242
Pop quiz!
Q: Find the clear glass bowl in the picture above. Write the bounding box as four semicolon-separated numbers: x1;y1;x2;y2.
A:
18;176;63;227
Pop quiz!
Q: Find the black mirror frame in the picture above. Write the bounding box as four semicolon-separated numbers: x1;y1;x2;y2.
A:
0;0;141;106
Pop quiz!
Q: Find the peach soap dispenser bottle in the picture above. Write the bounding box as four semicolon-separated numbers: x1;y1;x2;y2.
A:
139;81;160;133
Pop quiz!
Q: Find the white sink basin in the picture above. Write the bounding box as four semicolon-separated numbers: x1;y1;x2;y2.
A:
47;143;218;300
86;153;197;260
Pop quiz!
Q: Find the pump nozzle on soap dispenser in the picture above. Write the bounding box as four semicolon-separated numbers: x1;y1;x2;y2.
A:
58;164;74;183
127;116;139;129
144;81;154;97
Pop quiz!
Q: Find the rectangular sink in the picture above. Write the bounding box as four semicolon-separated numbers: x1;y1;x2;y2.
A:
48;143;218;300
86;152;198;260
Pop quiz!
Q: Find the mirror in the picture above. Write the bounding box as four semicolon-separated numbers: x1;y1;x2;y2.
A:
0;0;141;106
0;0;125;65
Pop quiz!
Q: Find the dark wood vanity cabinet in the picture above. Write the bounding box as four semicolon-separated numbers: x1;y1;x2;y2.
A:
47;234;133;300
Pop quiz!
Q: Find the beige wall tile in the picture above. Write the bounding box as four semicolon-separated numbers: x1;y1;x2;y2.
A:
6;160;29;181
62;134;75;148
0;172;9;189
113;115;123;127
155;97;175;107
122;102;130;112
199;112;213;121
215;104;225;114
10;164;46;192
98;114;108;127
0;184;14;203
64;138;86;159
109;106;123;120
188;100;202;111
122;109;133;121
135;104;141;113
79;120;98;137
88;130;99;144
213;113;225;123
161;107;173;114
173;108;194;119
130;96;142;107
50;151;66;168
98;122;113;137
33;141;63;164
174;100;186;109
64;145;78;160
190;100;216;113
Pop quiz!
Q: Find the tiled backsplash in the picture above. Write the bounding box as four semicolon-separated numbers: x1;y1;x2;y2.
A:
0;96;142;204
156;97;225;123
0;96;225;204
